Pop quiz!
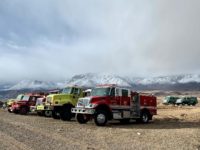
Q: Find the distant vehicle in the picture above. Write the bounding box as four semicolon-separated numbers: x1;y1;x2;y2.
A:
35;90;60;117
72;84;157;126
11;93;45;115
35;97;46;116
176;97;198;106
7;94;24;112
162;96;179;105
44;86;84;121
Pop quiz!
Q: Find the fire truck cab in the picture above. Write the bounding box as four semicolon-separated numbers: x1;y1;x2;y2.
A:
11;93;45;115
72;84;157;126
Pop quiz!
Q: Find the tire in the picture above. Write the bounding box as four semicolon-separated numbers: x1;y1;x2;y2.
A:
60;105;72;121
94;110;108;126
20;107;28;115
13;110;19;114
44;110;52;117
140;111;149;123
191;102;196;106
8;108;12;113
77;114;89;124
52;110;60;119
135;118;141;123
37;111;44;116
119;119;130;124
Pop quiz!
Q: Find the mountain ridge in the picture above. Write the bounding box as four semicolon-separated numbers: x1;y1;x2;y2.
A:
1;73;200;100
1;73;200;90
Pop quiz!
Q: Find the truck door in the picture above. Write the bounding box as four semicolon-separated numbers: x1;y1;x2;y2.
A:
131;93;140;117
121;89;130;107
73;88;80;100
29;96;37;106
110;87;117;106
114;88;121;106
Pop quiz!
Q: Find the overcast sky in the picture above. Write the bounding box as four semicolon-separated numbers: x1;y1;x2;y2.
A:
0;0;200;82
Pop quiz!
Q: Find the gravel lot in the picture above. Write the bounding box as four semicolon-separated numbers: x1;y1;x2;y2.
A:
0;105;200;150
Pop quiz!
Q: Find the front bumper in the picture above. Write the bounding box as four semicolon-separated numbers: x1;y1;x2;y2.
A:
36;105;45;111
71;107;95;114
30;106;36;112
44;105;54;111
8;107;13;112
11;106;20;111
175;102;182;105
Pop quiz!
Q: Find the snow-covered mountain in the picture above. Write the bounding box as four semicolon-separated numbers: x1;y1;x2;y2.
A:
8;80;58;90
66;73;200;90
66;73;132;87
1;73;200;100
1;73;200;91
134;74;200;85
0;83;13;90
66;73;200;87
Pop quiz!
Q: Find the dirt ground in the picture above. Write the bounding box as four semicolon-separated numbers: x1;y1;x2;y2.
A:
0;96;200;150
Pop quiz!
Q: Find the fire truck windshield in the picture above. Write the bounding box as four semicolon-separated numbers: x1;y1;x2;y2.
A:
16;95;23;100
62;87;72;94
22;95;30;101
91;88;110;96
36;98;44;105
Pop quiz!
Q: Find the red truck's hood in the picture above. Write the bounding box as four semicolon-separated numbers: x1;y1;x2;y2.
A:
12;100;28;108
77;96;108;108
16;100;28;104
90;96;107;103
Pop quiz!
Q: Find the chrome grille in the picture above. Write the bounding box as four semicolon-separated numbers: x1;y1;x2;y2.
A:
77;97;91;107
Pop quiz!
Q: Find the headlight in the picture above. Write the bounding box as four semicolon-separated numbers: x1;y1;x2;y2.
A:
15;104;19;107
86;103;97;108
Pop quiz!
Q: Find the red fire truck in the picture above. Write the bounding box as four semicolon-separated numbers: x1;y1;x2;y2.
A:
72;84;157;126
11;93;45;115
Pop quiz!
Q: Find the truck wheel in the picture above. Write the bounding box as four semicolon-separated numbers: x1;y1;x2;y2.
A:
44;111;52;117
120;119;130;124
13;110;19;114
60;105;72;121
37;112;44;116
140;111;149;123
52;110;60;119
8;108;12;113
20;107;28;115
77;114;89;124
192;103;196;106
94;110;108;126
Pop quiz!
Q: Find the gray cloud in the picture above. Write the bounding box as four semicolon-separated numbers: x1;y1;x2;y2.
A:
0;0;200;82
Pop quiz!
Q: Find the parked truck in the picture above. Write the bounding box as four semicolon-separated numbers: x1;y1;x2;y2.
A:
35;90;60;117
11;93;45;115
35;97;47;116
72;84;157;126
175;96;198;106
162;96;179;105
44;86;84;121
7;94;24;112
